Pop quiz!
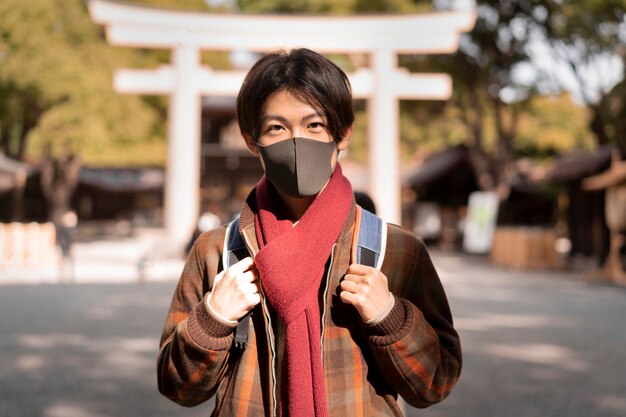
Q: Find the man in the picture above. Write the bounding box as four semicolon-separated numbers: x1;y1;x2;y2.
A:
158;48;461;417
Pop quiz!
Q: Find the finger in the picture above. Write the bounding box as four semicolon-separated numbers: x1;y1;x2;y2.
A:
237;270;257;284
245;292;261;306
213;270;226;286
347;263;374;275
249;267;260;282
339;291;359;305
238;282;259;295
342;273;369;285
340;279;361;294
226;257;255;277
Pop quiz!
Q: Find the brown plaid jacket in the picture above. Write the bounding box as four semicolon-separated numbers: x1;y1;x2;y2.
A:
158;201;462;416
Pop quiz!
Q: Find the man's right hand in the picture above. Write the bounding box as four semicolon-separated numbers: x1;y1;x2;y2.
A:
208;257;261;322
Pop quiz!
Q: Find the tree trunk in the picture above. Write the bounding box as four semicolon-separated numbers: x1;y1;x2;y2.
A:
589;103;611;146
0;125;9;155
40;149;82;223
457;74;497;192
492;97;518;199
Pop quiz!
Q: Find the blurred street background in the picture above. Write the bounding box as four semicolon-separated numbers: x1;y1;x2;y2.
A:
1;0;626;416
1;244;625;417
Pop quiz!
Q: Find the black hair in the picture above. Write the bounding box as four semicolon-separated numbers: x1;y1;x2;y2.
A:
236;48;354;143
354;191;377;214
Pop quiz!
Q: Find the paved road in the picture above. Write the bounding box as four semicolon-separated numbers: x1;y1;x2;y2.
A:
1;252;625;417
419;253;626;417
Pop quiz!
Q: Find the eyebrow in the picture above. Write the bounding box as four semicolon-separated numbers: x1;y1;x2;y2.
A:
260;113;323;124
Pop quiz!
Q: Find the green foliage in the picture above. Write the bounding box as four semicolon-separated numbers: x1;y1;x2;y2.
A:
344;104;368;163
399;101;468;163
529;0;626;145
542;0;625;49
403;0;626;189
131;0;209;10
0;0;164;166
236;0;430;14
353;0;430;13
237;0;355;13
390;93;593;165
1;0;621;172
515;93;596;158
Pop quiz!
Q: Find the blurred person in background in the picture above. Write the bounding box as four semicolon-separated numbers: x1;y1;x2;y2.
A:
184;209;222;256
55;209;77;283
158;48;461;416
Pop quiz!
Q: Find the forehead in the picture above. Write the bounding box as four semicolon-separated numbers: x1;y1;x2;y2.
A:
261;90;323;117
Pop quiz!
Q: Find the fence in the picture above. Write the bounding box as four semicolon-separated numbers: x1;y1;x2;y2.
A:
0;222;58;270
490;227;558;270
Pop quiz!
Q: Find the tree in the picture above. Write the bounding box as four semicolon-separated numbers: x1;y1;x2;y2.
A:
515;93;596;157
236;0;430;14
403;1;541;194
0;0;163;220
531;0;626;155
405;0;625;196
40;147;82;223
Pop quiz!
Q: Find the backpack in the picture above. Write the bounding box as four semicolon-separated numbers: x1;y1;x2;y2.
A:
222;206;387;349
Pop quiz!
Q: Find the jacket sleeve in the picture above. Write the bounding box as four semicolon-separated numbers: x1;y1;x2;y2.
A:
157;227;238;407
363;225;462;408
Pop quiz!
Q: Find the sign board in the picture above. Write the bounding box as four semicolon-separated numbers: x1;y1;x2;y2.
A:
463;191;499;254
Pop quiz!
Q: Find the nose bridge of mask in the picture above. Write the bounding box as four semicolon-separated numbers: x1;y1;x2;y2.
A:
257;137;298;190
294;137;337;196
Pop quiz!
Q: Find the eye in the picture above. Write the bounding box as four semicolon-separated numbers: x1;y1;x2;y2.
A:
308;122;325;132
266;124;285;134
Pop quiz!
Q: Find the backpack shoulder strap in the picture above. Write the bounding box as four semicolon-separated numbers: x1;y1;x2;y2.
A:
223;216;246;270
224;207;388;351
221;216;251;350
352;206;387;270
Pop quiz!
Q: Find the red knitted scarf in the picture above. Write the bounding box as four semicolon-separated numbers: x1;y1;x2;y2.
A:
253;164;353;417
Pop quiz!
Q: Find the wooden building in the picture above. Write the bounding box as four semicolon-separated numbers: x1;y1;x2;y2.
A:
402;145;554;249
540;144;615;263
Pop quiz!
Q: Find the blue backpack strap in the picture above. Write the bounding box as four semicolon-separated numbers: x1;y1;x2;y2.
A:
223;216;246;269
355;206;387;270
222;216;251;350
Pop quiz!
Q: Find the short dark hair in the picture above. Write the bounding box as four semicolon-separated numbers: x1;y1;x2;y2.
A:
236;48;354;143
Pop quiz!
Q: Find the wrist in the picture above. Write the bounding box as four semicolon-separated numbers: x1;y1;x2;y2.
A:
364;292;394;325
186;293;238;350
206;294;238;325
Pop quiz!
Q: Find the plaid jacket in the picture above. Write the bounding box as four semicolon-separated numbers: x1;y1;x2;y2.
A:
158;201;462;416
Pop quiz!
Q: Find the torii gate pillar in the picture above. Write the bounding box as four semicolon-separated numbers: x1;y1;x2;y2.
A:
167;45;201;244
88;0;476;249
369;50;400;224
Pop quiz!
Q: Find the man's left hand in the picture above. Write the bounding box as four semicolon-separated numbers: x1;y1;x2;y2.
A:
339;263;391;322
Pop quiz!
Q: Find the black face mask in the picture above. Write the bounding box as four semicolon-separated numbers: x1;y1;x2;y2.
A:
257;137;337;198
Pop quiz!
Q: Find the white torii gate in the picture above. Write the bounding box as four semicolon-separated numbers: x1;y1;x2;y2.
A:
88;0;475;248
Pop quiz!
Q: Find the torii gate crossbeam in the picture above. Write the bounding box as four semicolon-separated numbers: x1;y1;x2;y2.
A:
88;0;476;249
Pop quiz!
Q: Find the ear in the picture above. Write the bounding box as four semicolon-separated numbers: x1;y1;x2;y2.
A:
337;125;353;152
243;133;259;156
